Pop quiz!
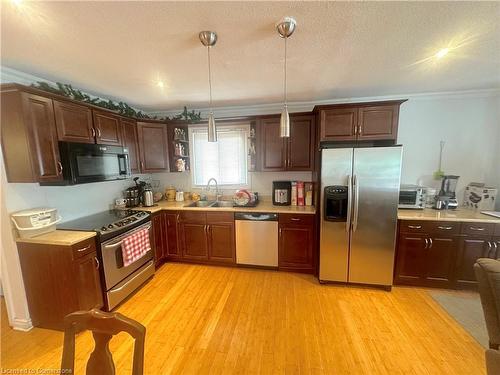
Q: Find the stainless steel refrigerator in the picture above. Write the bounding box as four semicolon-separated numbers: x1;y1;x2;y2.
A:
319;146;402;287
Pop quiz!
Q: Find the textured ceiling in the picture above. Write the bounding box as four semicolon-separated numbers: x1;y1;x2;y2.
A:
1;1;499;111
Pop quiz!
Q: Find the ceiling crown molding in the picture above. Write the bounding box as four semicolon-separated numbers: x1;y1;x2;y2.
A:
149;88;500;118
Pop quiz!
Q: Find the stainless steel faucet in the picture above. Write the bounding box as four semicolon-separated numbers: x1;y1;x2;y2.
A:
206;178;220;201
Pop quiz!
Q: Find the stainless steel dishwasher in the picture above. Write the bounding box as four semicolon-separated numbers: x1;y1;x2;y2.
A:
235;212;278;267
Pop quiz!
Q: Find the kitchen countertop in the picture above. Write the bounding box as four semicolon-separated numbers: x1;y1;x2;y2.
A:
134;199;316;215
398;208;500;223
16;230;96;246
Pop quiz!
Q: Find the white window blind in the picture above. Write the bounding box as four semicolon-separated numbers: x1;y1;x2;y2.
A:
190;124;249;186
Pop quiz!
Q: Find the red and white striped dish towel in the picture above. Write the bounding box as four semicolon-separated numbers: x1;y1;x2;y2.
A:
121;228;151;267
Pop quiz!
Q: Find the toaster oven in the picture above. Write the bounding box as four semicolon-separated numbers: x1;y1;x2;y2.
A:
399;185;426;209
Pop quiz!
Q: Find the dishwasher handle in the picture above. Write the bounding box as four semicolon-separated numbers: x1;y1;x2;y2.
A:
234;212;278;221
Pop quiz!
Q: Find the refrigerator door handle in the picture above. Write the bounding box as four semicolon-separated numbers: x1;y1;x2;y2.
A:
346;175;352;232
352;175;360;232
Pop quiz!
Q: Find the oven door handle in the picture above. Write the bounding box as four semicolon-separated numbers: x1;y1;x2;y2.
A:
102;224;152;249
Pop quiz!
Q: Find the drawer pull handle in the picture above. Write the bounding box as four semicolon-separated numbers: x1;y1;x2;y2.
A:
469;226;485;231
408;225;422;229
290;218;301;221
424;238;428;249
437;226;453;230
76;244;91;252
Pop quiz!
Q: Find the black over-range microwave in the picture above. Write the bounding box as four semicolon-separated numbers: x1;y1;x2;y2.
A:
41;142;131;185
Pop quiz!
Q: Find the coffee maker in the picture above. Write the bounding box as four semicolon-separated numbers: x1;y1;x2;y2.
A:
273;181;291;206
434;175;459;210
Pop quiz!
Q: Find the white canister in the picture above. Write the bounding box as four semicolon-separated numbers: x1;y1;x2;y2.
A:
175;191;184;202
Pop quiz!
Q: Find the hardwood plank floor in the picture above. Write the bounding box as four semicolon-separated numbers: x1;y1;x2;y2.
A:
1;263;485;374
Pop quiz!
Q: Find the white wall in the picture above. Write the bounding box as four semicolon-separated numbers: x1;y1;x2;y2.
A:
397;93;500;208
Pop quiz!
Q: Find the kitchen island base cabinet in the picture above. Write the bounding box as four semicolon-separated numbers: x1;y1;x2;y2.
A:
16;238;103;331
278;214;315;274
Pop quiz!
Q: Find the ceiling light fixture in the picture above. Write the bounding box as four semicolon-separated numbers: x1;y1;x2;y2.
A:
276;16;296;138
156;80;165;88
435;48;450;59
199;30;218;142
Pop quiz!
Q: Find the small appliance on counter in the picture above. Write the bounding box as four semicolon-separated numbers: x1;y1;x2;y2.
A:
398;184;426;209
463;183;497;211
434;175;459;210
273;181;291;206
11;207;61;238
142;184;154;207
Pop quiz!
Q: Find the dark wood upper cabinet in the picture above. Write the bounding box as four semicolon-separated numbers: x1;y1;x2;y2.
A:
287;115;315;171
278;214;315;273
93;110;123;146
121;118;140;173
1;88;64;183
319;108;357;142
54;100;94;143
316;100;406;143
258;115;315;171
358;105;400;141
259;117;286;171
137;122;169;173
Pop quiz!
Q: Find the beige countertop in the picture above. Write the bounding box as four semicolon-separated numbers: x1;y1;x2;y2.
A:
134;199;316;215
398;208;500;223
16;230;96;246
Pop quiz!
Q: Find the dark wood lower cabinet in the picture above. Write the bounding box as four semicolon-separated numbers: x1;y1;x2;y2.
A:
395;220;500;289
425;236;457;288
165;212;181;259
394;234;426;285
207;212;235;263
152;212;165;267
180;222;209;260
278;214;315;273
455;236;491;288
16;237;103;330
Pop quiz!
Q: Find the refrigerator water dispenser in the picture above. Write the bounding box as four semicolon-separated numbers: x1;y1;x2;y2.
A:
324;186;349;221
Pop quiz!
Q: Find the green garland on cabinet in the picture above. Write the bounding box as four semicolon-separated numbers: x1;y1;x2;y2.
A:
30;81;202;122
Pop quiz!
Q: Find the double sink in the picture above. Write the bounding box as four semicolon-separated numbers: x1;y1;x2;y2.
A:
184;200;235;208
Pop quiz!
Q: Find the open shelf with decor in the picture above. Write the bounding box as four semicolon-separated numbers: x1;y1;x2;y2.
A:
167;122;190;172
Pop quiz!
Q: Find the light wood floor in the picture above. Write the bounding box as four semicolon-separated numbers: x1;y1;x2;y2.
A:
1;263;485;374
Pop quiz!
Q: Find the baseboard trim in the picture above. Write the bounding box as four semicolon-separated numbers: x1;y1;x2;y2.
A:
11;317;33;331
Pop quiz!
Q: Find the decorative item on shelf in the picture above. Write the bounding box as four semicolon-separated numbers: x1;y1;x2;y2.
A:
165;186;176;202
276;16;297;138
199;30;218;142
174;128;187;141
30;82;201;121
175;158;186;172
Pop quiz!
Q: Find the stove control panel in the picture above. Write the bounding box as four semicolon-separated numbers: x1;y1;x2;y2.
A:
99;210;150;233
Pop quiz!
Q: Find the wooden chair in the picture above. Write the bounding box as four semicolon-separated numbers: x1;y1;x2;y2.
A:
61;309;146;375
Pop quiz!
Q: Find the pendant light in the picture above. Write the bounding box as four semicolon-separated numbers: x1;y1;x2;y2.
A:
276;17;296;138
199;30;218;142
